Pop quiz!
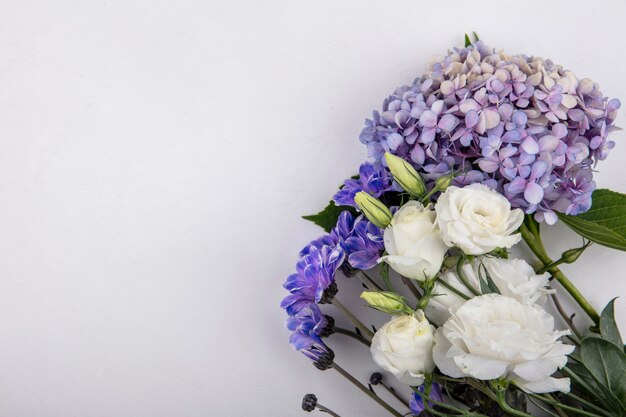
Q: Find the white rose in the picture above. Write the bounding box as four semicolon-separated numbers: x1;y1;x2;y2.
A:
378;201;448;281
435;184;524;255
426;257;553;323
433;294;574;393
371;311;436;385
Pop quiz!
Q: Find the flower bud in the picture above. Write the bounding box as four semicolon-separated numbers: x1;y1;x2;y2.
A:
354;191;392;228
361;291;412;314
560;241;591;264
301;394;317;412
433;172;454;193
384;152;426;196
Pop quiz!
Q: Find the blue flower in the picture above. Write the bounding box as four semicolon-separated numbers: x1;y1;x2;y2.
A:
333;162;395;207
344;216;384;270
410;383;443;415
286;304;335;370
280;245;345;316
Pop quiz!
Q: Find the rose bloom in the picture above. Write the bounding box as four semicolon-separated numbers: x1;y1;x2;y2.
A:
436;184;524;255
378;201;448;281
433;294;574;393
426;257;553;324
370;311;435;385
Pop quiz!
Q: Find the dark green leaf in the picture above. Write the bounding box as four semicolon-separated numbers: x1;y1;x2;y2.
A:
302;201;355;233
473;31;480;42
477;262;501;295
580;337;626;412
600;298;624;349
464;33;471;47
558;189;626;251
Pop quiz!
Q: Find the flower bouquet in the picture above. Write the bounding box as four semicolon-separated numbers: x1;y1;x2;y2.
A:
281;35;625;417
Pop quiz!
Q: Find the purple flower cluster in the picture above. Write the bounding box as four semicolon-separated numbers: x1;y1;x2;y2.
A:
281;211;385;366
333;162;396;207
359;41;620;223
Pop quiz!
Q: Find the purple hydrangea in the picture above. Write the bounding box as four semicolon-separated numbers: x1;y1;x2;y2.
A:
359;41;621;223
333;162;396;207
410;383;444;415
280;244;345;316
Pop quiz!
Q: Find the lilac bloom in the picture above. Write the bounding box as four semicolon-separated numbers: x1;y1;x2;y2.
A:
357;41;620;221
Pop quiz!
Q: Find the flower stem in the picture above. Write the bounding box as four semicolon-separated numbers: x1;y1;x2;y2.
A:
550;293;582;341
412;387;488;417
317;404;341;417
378;382;410;409
331;298;374;339
331;363;403;417
456;257;480;296
400;275;422;301
519;217;599;324
561;392;613;417
495;390;534;417
357;271;383;291
333;327;371;347
527;393;607;417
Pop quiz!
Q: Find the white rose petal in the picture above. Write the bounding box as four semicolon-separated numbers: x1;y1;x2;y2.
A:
432;294;574;393
435;184;524;255
370;311;436;385
378;201;448;281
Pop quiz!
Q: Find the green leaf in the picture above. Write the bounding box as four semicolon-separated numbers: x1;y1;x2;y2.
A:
580;337;626;412
477;262;501;295
558;189;626;251
302;201;355;233
464;33;471;47
600;298;624;349
473;31;480;42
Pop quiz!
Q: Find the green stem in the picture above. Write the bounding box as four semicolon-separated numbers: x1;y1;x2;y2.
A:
456;257;480;296
333;327;371;347
317;404;341;417
527;393;606;417
436;277;470;301
379;382;410;409
400;275;422;301
561;392;613;417
543;394;569;417
332;363;403;417
550;293;582;341
356;271;383;291
519;218;600;324
412;387;488;417
495;390;534;417
331;298;374;339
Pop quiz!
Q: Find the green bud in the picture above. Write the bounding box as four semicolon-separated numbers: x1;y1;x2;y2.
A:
384;152;426;196
354;191;392;228
360;291;411;314
433;172;454;193
560;241;591;264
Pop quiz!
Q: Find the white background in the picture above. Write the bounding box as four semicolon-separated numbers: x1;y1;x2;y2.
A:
1;1;625;416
